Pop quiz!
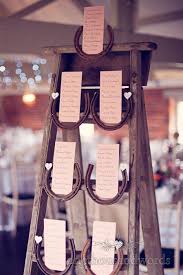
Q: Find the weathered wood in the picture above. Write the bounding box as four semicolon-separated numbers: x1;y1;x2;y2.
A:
62;129;88;275
44;44;154;86
44;42;157;55
140;88;164;275
23;54;61;275
24;43;164;275
128;50;141;275
62;129;88;249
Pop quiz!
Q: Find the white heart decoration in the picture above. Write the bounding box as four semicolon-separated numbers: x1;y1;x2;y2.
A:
52;92;59;99
124;92;132;100
45;163;52;170
35;236;42;244
114;240;124;250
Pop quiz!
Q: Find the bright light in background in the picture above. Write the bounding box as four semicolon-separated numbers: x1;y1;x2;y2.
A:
0;55;50;90
35;75;42;82
80;124;94;142
177;101;183;144
27;78;34;85
20;76;27;83
0;65;6;72
22;93;36;105
16;68;22;74
20;72;26;78
32;64;39;71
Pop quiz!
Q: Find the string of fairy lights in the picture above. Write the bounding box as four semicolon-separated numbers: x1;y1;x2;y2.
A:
0;57;52;104
0;57;52;90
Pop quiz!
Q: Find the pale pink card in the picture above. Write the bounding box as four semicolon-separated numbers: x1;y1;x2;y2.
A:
91;221;116;274
52;141;76;195
59;72;82;122
82;6;104;54
44;219;66;271
100;71;122;124
96;144;119;198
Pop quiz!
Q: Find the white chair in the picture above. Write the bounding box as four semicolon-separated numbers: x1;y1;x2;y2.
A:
1;159;37;236
140;201;183;275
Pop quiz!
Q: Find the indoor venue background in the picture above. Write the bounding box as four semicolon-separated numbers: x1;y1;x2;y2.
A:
0;1;183;275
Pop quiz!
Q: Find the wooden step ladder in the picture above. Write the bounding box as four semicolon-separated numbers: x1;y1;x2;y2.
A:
24;27;164;275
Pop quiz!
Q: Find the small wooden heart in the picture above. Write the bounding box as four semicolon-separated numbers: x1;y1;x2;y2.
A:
114;240;124;250
35;236;42;244
45;163;52;170
52;92;59;99
124;92;132;100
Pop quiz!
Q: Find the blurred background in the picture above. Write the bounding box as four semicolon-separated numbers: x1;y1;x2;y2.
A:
0;0;183;274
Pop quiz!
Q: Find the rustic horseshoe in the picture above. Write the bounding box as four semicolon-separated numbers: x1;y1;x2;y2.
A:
51;92;90;130
35;238;75;275
81;238;124;275
85;164;128;205
74;25;114;60
43;163;82;201
90;92;133;131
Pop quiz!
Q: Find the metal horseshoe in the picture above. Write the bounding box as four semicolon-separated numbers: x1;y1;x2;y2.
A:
35;238;75;275
43;163;82;201
85;164;128;205
90;91;133;131
51;92;90;130
81;238;123;275
74;25;114;60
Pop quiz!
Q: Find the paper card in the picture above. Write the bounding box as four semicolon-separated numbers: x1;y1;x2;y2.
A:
100;71;122;124
91;221;116;274
82;6;104;54
52;141;76;195
59;72;82;123
44;219;66;271
96;144;119;198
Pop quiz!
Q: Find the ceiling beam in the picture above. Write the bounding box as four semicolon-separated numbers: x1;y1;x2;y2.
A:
114;31;183;64
0;18;78;54
0;17;183;64
0;3;10;17
10;0;57;18
117;0;137;33
105;0;138;30
138;10;183;27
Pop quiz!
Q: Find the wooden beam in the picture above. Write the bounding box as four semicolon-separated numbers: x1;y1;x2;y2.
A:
138;9;183;27
72;0;91;11
10;0;57;18
0;18;78;54
0;17;183;64
109;0;138;32
114;31;183;64
0;3;10;17
140;88;164;275
117;0;138;33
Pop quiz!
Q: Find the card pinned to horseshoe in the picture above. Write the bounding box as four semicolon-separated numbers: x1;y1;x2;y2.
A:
82;6;104;54
59;72;82;123
91;221;116;274
44;219;66;271
100;71;122;124
52;141;76;195
96;144;119;198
